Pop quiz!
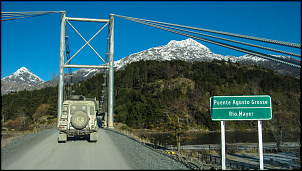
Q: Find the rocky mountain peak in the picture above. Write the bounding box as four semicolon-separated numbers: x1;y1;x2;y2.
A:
16;66;29;73
1;67;45;95
166;38;210;51
114;38;224;70
5;67;44;82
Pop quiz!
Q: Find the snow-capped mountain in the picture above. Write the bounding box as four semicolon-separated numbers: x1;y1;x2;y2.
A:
115;38;300;78
31;68;105;91
1;66;106;95
115;38;222;70
1;67;45;95
114;38;267;70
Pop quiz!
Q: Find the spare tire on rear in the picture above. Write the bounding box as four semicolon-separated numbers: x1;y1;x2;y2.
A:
71;111;89;129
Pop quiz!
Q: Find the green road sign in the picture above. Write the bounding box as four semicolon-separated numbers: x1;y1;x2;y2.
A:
210;95;272;121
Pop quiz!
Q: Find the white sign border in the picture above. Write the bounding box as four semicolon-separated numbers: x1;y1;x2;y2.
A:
210;95;272;121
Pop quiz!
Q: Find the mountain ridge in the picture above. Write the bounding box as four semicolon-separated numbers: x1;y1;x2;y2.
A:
114;38;300;78
1;38;300;95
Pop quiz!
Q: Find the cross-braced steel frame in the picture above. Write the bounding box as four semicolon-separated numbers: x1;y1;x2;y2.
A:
57;11;114;129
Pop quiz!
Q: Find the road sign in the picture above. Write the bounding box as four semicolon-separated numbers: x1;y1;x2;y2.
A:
210;95;272;121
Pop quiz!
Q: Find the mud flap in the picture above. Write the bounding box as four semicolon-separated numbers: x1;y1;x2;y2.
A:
58;132;67;143
90;132;98;142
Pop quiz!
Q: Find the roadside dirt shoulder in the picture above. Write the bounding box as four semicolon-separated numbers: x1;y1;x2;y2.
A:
1;131;34;148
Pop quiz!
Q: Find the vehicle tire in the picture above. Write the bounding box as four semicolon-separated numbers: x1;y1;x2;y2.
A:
68;95;85;100
89;132;98;142
71;111;89;129
58;132;67;143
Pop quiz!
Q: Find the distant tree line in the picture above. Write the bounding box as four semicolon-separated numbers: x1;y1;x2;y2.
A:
1;86;58;130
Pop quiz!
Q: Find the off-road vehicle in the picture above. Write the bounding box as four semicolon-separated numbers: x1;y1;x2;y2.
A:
58;95;99;142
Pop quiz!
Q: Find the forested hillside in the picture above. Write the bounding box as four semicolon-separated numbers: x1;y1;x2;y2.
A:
1;59;300;132
112;60;300;131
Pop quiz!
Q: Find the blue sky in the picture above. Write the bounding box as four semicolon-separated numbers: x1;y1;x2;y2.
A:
1;1;301;82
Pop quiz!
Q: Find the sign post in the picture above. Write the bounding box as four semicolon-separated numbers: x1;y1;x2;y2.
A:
258;120;264;170
210;95;272;170
221;121;226;170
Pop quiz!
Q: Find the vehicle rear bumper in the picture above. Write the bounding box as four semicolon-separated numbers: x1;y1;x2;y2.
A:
59;129;97;137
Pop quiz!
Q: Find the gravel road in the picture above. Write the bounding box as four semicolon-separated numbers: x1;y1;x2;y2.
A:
1;128;190;170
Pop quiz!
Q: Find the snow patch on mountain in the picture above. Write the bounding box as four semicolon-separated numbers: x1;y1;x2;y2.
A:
229;54;268;63
166;38;210;51
72;68;102;78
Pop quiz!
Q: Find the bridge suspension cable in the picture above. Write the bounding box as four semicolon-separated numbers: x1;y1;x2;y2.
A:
115;14;301;68
65;24;72;74
65;23;74;97
147;22;301;58
99;27;111;112
1;11;61;21
115;15;301;49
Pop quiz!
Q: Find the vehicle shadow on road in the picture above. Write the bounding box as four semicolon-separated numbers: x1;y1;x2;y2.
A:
66;135;90;142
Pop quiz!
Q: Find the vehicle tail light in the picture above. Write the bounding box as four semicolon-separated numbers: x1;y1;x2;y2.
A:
60;126;66;130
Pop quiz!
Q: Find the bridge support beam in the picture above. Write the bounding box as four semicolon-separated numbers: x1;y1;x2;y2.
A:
107;14;114;129
57;12;114;129
57;11;66;128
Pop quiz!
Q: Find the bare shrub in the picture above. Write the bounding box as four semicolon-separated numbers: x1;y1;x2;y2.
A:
32;104;51;121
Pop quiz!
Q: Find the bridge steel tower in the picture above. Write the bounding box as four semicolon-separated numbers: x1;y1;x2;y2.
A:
107;14;114;129
57;11;114;129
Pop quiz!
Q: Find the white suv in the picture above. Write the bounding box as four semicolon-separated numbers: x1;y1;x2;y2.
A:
58;95;98;142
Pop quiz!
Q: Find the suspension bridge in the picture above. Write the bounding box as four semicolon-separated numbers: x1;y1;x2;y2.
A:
1;11;301;128
2;11;300;129
1;10;301;170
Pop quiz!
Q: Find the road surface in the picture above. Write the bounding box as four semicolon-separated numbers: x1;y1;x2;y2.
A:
2;128;131;170
2;128;190;170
